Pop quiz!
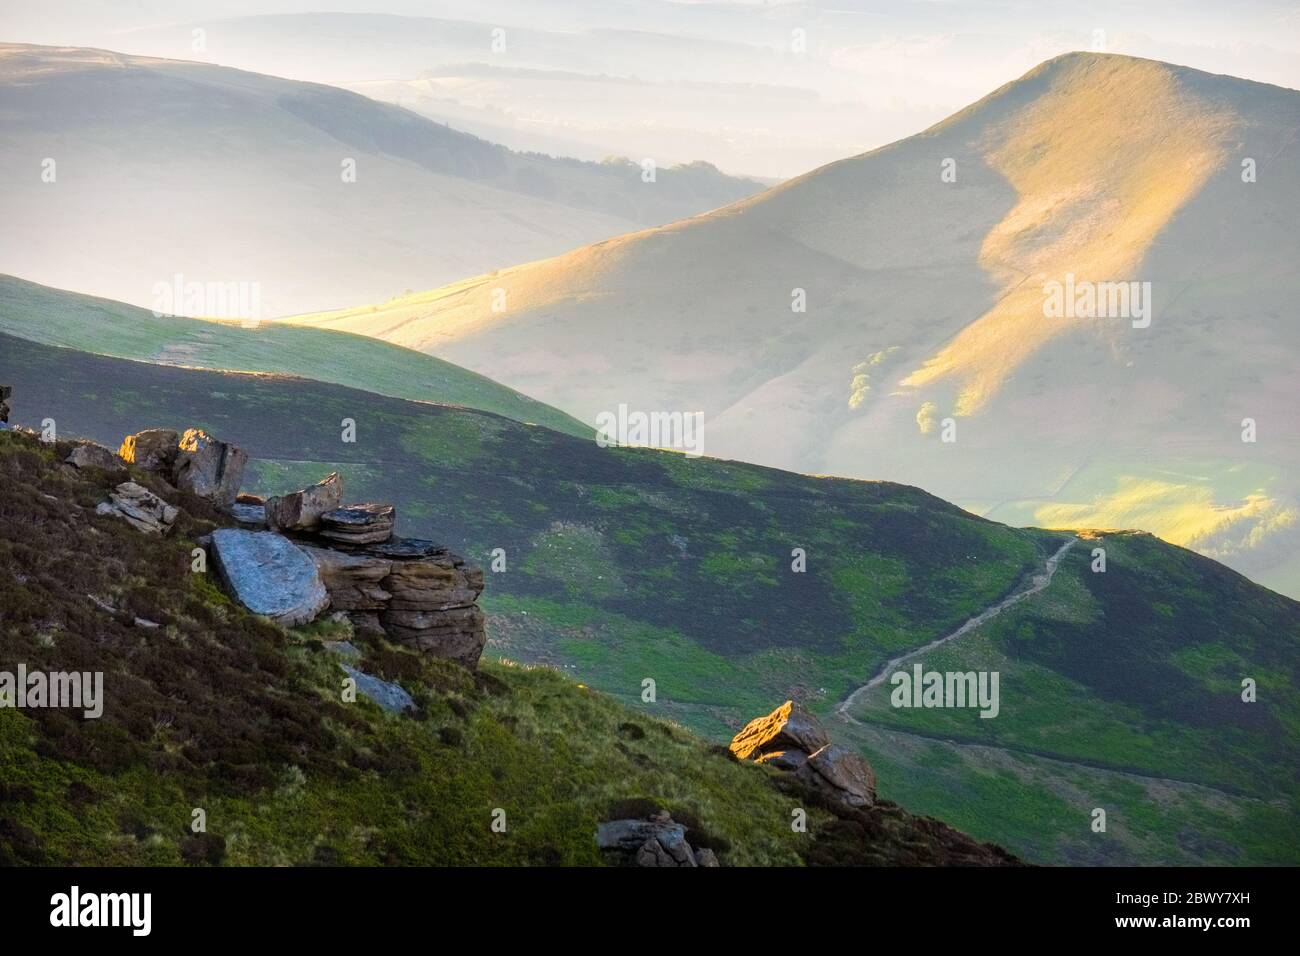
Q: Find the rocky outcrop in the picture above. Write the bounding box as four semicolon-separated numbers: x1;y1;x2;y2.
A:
730;700;830;760
209;528;329;627
66;442;122;471
266;473;342;532
319;503;395;545
173;429;248;509
597;811;720;867
731;700;876;808
301;536;487;667
118;428;180;474
95;481;178;535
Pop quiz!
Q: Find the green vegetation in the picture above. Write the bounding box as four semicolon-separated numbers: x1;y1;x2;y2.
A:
3;330;1297;864
0;275;589;438
0;429;1008;866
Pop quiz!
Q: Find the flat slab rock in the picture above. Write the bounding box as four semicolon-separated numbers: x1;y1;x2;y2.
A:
319;503;396;545
210;528;329;627
95;481;178;535
341;664;414;715
729;699;830;761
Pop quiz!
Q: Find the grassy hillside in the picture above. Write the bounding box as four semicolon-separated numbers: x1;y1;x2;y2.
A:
0;426;1013;867
2;331;1296;865
280;52;1300;599
0;275;589;439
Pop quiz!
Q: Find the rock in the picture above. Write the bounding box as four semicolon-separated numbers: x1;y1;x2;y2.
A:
173;429;248;509
729;700;830;761
230;501;268;527
318;503;395;545
323;640;362;659
756;748;808;772
300;545;393;611
118;428;179;474
266;473;343;532
382;553;484;611
368;538;446;559
695;847;720;867
0;384;11;423
380;605;486;667
210;528;329;626
347;611;387;637
341;664;415;714
65;442;123;471
596;819;687;853
797;744;877;808
95;481;178;535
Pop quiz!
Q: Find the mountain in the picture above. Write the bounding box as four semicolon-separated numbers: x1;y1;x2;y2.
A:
0;275;588;438
3;331;1296;865
280;53;1300;599
0;43;761;317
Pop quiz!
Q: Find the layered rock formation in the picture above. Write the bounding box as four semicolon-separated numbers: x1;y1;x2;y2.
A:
731;700;877;808
100;425;488;667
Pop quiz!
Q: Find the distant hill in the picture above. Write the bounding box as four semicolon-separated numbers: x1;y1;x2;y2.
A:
4;331;1295;865
0;275;588;438
0;43;761;316
282;52;1300;599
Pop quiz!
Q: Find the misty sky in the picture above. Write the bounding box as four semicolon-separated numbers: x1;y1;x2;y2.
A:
3;1;1298;177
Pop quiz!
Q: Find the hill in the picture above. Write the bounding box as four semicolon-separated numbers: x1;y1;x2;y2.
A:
0;43;761;316
280;52;1300;599
0;426;1020;866
3;331;1296;865
0;275;588;438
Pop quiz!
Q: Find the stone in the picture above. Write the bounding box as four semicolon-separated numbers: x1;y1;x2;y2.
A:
95;481;178;535
265;472;343;532
381;605;486;667
118;429;179;474
756;748;808;772
173;429;248;509
382;554;484;611
341;664;415;714
318;503;395;545
695;847;720;867
798;744;877;808
230;501;268;527
367;538;447;560
300;545;393;611
210;528;329;626
596;819;687;854
729;700;830;761
65;442;123;471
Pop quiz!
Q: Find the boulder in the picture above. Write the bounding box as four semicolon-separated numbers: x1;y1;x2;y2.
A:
66;442;123;471
797;744;877;808
300;545;393;611
341;664;415;715
729;700;830;761
756;748;808;772
319;503;395;545
598;815;718;867
210;529;329;626
173;429;248;509
95;481;178;535
265;472;343;532
118;428;179;474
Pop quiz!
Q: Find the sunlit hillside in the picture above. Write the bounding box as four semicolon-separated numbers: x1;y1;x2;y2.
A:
280;53;1300;597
